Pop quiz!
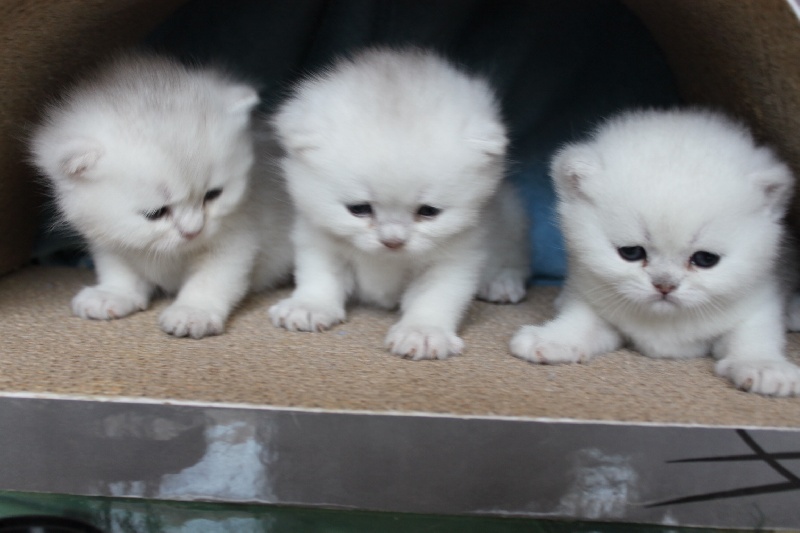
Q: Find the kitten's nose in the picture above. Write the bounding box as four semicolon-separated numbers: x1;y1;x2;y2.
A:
380;238;405;250
177;211;204;241
653;283;676;295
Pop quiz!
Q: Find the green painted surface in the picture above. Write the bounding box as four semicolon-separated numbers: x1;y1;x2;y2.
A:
0;491;777;532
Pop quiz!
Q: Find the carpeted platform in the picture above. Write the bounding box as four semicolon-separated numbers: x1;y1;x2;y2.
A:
3;266;799;427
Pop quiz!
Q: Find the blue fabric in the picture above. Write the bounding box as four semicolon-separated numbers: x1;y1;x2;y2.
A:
36;0;682;282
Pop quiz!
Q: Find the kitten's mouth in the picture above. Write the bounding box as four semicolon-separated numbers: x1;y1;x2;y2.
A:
649;296;681;312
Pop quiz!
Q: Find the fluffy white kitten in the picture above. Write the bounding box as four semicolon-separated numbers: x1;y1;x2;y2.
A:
269;48;529;359
511;109;800;396
30;52;293;338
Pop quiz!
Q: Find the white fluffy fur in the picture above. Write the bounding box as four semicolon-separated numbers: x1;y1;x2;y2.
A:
510;109;800;396
30;52;294;338
269;48;529;359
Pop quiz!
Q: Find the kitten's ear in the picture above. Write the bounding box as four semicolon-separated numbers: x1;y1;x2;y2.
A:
550;143;601;202
273;128;320;158
750;159;794;219
467;120;508;158
56;139;104;180
225;85;260;115
271;108;321;157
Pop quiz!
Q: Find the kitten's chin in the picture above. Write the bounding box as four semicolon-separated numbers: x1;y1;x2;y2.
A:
145;233;210;256
643;296;683;315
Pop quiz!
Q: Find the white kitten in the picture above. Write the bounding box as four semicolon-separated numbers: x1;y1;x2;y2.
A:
510;109;800;396
30;52;294;338
269;48;529;359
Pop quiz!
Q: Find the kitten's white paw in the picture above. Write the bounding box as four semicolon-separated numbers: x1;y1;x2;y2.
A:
71;286;146;320
385;324;464;360
510;325;587;364
715;359;800;396
159;305;224;339
268;298;345;332
477;269;527;304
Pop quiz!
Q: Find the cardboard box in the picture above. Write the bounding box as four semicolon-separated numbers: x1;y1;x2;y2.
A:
0;1;798;529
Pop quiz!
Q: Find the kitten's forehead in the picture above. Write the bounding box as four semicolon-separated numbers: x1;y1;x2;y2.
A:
591;151;762;223
589;112;769;215
306;143;485;203
347;173;433;206
110;139;207;188
102;104;252;183
642;214;707;251
597;196;738;254
151;179;204;204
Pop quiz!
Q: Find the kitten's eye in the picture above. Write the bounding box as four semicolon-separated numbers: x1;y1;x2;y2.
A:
618;246;647;262
143;206;170;221
347;203;373;217
690;251;720;268
416;205;441;218
204;188;223;203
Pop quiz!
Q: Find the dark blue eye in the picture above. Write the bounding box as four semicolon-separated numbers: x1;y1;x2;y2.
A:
347;203;372;217
143;206;169;221
204;188;223;203
690;251;720;268
618;246;646;262
416;205;441;218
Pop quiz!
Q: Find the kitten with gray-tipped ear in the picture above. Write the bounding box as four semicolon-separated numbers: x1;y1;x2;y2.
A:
511;108;800;396
269;48;529;359
29;52;294;338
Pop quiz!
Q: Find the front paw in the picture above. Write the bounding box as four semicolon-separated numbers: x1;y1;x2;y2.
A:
385;323;464;360
268;298;345;332
159;305;224;339
510;325;586;364
715;359;800;396
72;286;146;320
477;269;527;304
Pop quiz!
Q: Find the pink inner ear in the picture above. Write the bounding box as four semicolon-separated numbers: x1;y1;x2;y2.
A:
551;144;600;201
566;171;583;194
61;148;102;178
750;162;793;217
762;180;788;200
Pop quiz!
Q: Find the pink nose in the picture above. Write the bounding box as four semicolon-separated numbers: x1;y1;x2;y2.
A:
381;239;405;250
181;230;201;240
653;283;676;295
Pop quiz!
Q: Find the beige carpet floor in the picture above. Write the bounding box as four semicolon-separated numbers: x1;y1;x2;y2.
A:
1;266;799;427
